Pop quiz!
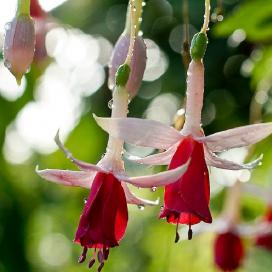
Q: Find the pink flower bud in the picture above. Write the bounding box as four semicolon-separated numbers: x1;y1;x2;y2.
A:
3;15;35;84
108;34;147;98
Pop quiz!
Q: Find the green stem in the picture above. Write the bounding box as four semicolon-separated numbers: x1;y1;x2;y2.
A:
201;0;210;33
124;0;143;35
17;0;31;16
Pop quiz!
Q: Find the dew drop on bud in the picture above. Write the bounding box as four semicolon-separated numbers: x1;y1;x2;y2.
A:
151;187;157;192
137;204;145;210
4;22;11;31
108;99;113;109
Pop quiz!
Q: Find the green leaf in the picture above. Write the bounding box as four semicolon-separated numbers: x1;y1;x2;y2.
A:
213;0;272;42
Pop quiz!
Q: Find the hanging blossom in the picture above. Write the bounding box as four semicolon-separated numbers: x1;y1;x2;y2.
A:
213;182;244;272
3;0;35;84
94;28;272;240
36;1;188;270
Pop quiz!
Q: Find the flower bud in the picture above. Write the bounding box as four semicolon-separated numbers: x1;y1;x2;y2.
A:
3;14;35;84
108;34;147;98
190;32;208;61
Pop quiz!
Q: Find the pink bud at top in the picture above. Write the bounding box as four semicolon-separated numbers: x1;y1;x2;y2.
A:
3;15;35;84
108;34;147;98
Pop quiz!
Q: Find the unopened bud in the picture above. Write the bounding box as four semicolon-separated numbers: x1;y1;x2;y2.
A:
3;15;35;84
116;64;130;87
108;34;147;98
190;32;208;61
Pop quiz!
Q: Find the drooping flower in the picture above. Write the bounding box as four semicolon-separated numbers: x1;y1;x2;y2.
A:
94;46;272;240
255;206;272;251
36;131;188;268
3;11;35;84
214;230;244;271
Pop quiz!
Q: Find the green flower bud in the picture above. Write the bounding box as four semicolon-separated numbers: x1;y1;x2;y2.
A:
190;32;208;61
115;63;131;87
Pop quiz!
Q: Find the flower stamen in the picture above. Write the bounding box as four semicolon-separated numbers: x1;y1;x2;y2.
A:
78;247;88;263
175;215;180;243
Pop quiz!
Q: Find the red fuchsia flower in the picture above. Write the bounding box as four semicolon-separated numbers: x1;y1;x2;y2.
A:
255;206;272;251
36;132;187;268
94;51;272;241
3;11;35;84
214;230;244;272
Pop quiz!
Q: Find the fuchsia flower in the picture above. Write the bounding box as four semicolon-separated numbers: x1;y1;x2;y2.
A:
214;230;244;271
255;206;272;251
36;132;187;268
94;58;272;239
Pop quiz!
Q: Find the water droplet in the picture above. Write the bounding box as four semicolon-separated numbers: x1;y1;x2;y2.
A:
138;17;142;22
84;198;87;204
160;206;164;211
101;153;105;159
137;204;145;210
151;187;157;192
138;30;143;37
108;99;113;109
4;60;11;69
4;22;11;31
142;2;146;7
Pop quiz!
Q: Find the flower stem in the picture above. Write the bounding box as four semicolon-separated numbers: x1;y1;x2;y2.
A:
201;0;210;33
17;0;31;16
124;0;143;66
223;181;241;226
106;86;129;161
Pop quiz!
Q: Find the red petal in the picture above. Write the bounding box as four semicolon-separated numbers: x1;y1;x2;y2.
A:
160;137;212;224
214;231;244;271
30;0;46;18
74;172;128;248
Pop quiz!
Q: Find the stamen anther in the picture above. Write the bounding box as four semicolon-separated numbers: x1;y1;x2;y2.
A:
78;247;88;263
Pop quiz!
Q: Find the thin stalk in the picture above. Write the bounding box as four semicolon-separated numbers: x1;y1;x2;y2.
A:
17;0;31;16
182;0;191;71
106;86;129;161
125;0;143;65
201;0;210;33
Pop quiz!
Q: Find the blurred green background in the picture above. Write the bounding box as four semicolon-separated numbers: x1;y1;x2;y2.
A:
1;0;272;271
